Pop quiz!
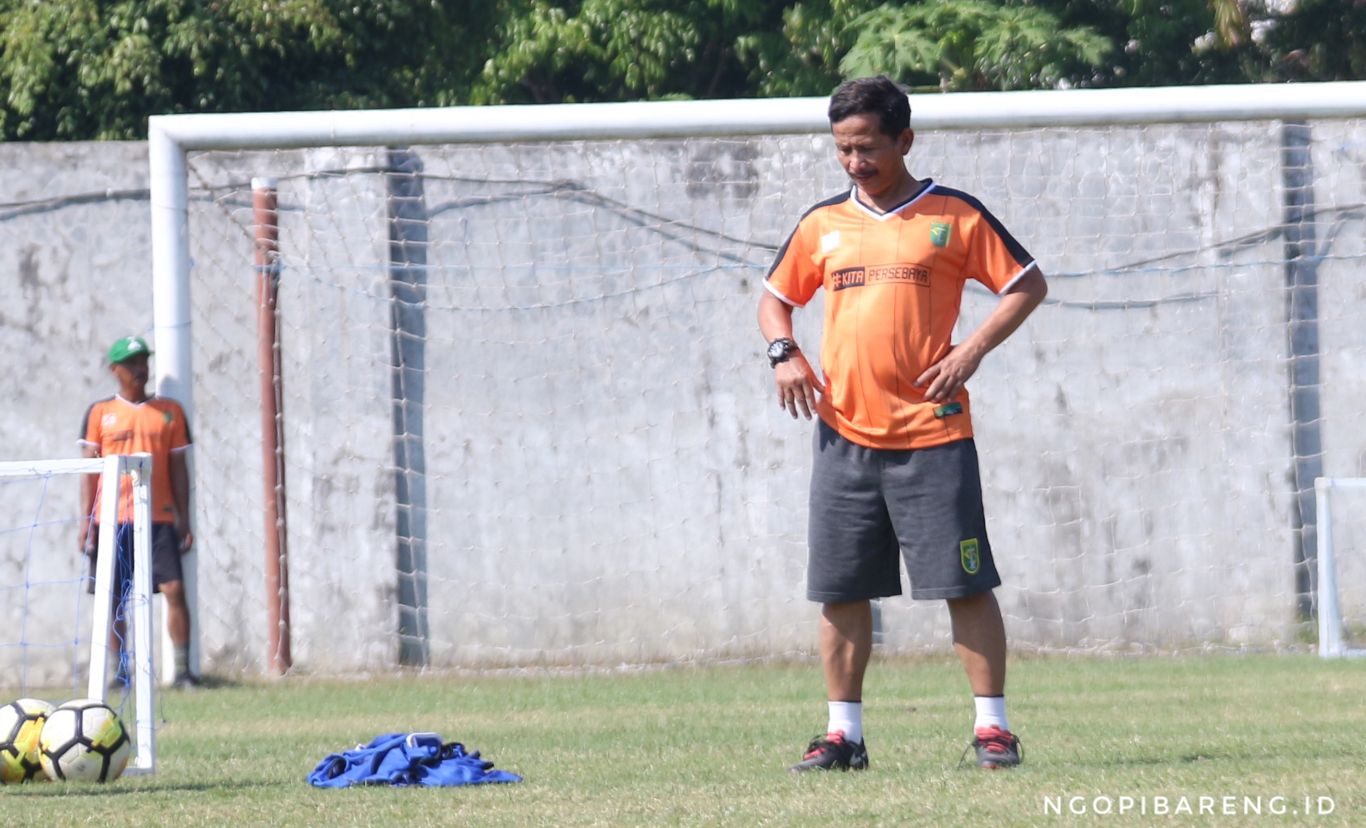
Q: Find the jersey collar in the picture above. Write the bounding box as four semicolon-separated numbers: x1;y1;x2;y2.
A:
850;178;936;221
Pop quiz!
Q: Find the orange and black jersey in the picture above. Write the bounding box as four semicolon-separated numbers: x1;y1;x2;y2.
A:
80;395;192;524
765;180;1037;450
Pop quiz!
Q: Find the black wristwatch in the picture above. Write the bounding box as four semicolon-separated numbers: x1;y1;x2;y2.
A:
767;337;798;367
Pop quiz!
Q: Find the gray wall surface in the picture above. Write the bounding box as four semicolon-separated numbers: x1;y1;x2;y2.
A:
2;116;1364;685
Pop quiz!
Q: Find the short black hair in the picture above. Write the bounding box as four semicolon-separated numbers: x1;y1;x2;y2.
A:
827;76;911;137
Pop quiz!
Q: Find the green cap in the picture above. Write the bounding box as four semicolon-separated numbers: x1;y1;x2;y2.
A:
107;336;153;364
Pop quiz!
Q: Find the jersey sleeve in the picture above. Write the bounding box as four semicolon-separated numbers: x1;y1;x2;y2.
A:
764;215;825;307
965;207;1036;295
79;403;101;452
168;402;192;451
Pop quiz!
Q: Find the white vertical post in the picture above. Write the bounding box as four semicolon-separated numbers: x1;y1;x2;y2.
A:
148;120;200;683
127;453;157;772
86;455;123;701
148;122;194;412
1316;478;1342;658
1317;477;1366;658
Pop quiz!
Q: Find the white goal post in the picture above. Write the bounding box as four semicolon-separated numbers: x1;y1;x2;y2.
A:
145;81;1366;672
0;454;156;774
1316;477;1366;659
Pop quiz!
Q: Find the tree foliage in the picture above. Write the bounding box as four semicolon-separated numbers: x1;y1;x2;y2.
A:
1255;0;1366;82
0;0;1361;141
469;0;778;103
0;0;489;139
736;1;881;97
842;1;1112;91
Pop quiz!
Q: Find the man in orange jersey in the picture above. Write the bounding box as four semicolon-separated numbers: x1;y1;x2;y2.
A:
759;76;1047;772
79;335;200;689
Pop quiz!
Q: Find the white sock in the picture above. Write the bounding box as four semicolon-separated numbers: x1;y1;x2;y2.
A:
974;695;1008;732
827;700;863;743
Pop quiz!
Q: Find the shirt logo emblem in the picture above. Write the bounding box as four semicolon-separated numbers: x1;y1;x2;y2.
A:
820;230;841;254
930;221;951;247
101;414;118;428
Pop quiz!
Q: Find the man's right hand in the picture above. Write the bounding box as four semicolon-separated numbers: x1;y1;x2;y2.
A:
774;354;826;420
78;522;95;555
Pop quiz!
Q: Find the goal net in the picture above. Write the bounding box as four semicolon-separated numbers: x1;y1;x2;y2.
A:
0;455;156;773
150;84;1366;673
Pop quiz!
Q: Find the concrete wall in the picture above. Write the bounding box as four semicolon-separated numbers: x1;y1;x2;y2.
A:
2;116;1363;684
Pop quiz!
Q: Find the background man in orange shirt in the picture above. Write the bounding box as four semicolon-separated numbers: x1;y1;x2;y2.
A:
79;335;200;689
759;76;1047;772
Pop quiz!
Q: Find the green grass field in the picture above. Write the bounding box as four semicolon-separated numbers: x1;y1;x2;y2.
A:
5;655;1364;826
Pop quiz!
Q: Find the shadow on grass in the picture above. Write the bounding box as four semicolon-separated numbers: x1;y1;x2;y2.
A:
1050;750;1234;768
164;674;244;692
7;777;292;797
106;673;247;701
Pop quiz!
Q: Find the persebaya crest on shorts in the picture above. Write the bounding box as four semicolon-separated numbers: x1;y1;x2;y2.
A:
960;539;982;575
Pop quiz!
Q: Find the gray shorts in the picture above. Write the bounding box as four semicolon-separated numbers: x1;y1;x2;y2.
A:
86;523;184;595
807;421;1000;602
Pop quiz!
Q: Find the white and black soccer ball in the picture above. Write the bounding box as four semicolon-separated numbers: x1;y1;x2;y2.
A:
38;698;131;783
0;697;55;784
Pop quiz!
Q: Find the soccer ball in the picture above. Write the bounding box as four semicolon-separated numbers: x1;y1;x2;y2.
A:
38;699;131;783
0;697;55;784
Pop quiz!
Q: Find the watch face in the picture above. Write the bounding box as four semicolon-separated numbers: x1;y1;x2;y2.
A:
767;339;794;364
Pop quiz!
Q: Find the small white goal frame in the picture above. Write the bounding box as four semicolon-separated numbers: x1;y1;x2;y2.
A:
1315;476;1366;659
0;453;157;774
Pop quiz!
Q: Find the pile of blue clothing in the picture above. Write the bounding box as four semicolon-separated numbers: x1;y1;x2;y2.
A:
308;732;523;788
